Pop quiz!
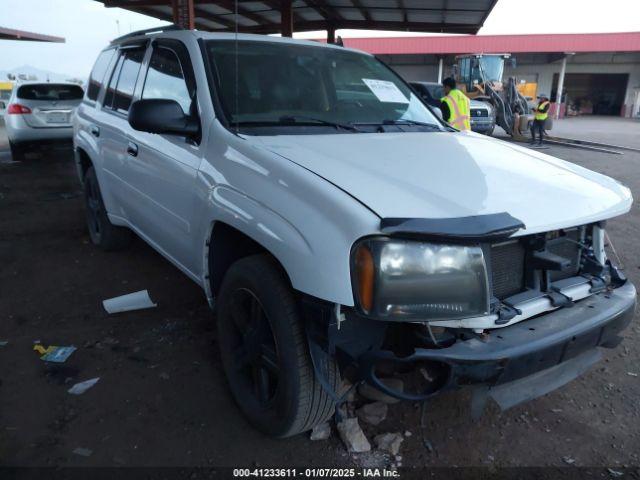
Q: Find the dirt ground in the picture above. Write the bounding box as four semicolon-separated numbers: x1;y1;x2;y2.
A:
1;124;639;473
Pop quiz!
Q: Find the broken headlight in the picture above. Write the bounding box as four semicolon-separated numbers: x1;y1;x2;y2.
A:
352;237;490;321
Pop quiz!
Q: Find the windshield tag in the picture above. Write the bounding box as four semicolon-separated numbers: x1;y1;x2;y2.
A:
362;79;409;104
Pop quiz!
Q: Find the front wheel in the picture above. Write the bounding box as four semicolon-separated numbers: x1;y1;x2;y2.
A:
83;166;131;251
216;254;340;437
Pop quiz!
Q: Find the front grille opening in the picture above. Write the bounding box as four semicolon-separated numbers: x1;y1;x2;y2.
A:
547;229;582;281
489;227;587;300
490;240;526;299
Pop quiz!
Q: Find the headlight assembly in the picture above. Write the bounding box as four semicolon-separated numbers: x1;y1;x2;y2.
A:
352;237;490;321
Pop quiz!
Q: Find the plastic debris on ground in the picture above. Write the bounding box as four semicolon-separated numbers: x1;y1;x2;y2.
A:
72;447;93;457
103;290;157;314
33;344;77;363
68;377;100;395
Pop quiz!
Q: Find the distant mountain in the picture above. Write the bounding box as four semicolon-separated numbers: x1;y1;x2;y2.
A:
0;65;85;84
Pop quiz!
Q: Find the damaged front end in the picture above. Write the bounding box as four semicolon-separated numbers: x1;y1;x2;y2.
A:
302;217;636;412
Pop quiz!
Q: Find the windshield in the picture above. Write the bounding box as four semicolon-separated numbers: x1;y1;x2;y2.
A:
206;40;441;133
479;56;504;83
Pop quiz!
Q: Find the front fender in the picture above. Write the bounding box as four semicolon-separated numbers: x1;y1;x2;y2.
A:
195;127;380;306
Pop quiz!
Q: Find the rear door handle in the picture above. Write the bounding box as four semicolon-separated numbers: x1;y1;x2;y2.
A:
90;125;100;137
127;141;138;157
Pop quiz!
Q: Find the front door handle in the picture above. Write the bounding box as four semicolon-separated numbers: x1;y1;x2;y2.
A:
127;142;138;157
90;125;100;137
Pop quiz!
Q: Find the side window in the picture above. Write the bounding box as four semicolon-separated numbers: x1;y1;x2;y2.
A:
104;54;124;108
142;47;192;114
87;49;115;101
103;46;146;113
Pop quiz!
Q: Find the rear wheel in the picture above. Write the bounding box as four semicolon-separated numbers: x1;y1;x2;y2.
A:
84;166;131;251
216;254;339;437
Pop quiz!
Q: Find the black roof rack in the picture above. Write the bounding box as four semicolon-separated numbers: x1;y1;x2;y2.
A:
111;24;182;45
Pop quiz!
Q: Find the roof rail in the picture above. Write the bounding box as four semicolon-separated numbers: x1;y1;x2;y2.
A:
111;24;183;44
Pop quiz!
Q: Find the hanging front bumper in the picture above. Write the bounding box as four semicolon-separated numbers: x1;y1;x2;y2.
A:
356;282;636;404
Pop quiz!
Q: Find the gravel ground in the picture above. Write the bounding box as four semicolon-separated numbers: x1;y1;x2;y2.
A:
0;125;639;472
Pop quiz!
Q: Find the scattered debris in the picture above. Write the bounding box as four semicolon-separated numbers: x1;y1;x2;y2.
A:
159;372;170;380
607;468;624;477
562;456;576;465
34;344;76;363
373;432;404;456
72;447;93;457
550;408;563;413
337;418;371;453
358;378;403;404
309;422;331;441
0;340;8;347
68;377;100;395
404;430;412;437
356;401;388;426
103;290;157;314
627;372;638;377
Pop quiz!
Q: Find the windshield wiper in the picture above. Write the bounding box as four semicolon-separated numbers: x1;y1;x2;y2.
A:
278;115;361;132
352;119;442;131
381;119;441;129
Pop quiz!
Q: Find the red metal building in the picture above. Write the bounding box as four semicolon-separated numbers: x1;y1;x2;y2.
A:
342;32;640;118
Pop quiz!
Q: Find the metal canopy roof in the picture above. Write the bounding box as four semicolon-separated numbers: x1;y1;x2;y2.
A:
0;26;65;42
100;0;498;35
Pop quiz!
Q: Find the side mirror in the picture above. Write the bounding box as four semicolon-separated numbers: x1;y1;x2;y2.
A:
128;99;199;137
0;101;5;109
433;107;443;120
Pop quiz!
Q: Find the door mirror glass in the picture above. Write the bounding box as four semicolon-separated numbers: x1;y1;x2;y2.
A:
432;107;443;120
128;99;199;137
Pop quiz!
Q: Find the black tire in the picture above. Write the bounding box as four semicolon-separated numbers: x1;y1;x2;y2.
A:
83;166;131;251
216;254;339;437
9;141;25;161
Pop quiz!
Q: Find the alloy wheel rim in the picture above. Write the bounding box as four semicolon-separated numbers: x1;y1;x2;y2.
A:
228;288;280;406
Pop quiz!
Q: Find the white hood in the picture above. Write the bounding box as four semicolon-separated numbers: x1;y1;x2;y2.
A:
253;131;632;235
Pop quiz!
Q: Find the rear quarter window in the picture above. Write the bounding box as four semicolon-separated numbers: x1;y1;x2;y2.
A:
17;84;84;101
87;49;116;101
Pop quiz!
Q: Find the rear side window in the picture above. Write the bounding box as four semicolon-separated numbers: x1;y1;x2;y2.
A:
104;46;146;113
87;49;115;101
17;84;84;101
142;47;192;114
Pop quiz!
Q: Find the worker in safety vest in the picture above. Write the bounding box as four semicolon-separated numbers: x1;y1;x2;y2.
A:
530;94;551;146
439;77;471;131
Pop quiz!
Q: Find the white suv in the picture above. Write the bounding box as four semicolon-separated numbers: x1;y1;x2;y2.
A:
74;27;635;438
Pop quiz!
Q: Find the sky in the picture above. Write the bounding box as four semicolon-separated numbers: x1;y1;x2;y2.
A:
1;0;639;79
